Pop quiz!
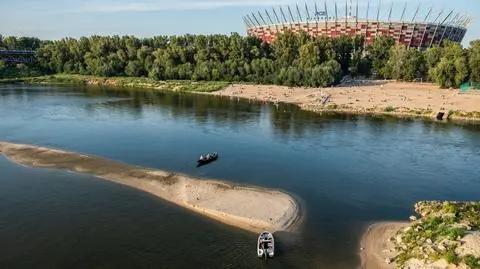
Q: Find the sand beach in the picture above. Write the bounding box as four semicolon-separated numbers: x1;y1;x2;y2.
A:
211;81;480;121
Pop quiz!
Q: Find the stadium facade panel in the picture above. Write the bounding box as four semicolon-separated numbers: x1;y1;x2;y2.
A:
243;2;472;49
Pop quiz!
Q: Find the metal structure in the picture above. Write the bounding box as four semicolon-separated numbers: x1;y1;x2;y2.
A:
0;50;36;63
242;1;472;49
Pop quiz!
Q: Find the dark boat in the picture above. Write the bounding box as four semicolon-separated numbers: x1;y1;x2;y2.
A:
196;152;218;167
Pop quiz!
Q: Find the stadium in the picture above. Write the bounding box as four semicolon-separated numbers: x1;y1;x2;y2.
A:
243;1;473;49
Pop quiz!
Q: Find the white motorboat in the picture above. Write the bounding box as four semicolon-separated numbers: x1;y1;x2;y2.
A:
257;231;274;259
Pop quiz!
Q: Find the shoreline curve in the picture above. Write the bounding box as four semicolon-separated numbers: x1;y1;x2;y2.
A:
359;222;409;269
0;141;302;234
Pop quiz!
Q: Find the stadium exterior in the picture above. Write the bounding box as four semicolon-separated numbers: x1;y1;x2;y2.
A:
243;1;473;49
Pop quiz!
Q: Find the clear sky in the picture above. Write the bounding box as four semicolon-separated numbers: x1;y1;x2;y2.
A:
0;0;478;47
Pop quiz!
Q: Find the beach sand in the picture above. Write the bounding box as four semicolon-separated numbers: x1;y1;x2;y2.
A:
359;222;409;269
0;142;301;234
211;81;480;120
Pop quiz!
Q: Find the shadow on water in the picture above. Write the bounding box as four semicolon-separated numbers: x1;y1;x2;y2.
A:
273;231;303;256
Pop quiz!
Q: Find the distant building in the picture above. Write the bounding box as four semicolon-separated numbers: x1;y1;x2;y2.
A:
243;2;472;49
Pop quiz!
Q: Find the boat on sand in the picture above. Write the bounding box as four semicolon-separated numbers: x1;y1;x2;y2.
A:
257;231;274;259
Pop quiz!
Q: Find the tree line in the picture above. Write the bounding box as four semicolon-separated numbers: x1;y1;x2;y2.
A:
0;33;478;88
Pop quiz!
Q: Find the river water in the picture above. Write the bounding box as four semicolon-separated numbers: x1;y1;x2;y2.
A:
0;85;479;269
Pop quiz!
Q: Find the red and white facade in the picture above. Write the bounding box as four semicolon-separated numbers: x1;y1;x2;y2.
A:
246;19;467;49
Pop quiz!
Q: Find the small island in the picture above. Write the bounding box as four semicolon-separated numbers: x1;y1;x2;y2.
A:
0;142;302;234
361;201;480;269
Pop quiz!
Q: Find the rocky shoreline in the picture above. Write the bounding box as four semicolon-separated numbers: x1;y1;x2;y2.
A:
361;201;480;269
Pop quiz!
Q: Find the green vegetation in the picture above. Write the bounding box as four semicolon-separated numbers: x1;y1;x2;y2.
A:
0;74;228;92
1;34;478;89
450;111;480;120
384;106;396;112
0;63;44;78
465;255;480;268
393;201;480;268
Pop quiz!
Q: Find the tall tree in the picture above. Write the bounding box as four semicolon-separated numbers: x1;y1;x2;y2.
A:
430;41;468;88
366;36;395;78
468;40;480;83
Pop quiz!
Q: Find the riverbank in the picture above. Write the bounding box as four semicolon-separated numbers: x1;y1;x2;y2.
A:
3;74;480;122
360;201;480;269
0;74;229;93
360;222;409;269
0;142;301;234
210;82;480;122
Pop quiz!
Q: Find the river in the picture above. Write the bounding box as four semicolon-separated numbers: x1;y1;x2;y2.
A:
1;84;479;269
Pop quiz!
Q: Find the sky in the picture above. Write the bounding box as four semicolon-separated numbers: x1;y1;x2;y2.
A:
0;0;478;46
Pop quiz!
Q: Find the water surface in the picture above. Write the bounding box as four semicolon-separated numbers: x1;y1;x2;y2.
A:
1;85;479;268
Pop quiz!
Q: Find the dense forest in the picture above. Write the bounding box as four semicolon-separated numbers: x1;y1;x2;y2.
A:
0;32;478;88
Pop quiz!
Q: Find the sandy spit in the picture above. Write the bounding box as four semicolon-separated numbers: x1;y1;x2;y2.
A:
0;142;301;234
359;222;409;269
210;82;480;121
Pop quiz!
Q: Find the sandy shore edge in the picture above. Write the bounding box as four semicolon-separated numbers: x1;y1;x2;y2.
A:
0;142;302;234
209;82;480;122
359;222;410;269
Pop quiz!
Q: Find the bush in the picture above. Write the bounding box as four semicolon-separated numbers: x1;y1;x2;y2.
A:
464;255;480;268
384;106;395;112
444;250;459;265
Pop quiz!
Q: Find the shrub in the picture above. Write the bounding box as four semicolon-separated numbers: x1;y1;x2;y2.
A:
384;106;395;112
464;255;480;268
444;250;459;265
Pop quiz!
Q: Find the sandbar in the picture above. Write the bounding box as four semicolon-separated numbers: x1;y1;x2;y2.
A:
0;142;301;233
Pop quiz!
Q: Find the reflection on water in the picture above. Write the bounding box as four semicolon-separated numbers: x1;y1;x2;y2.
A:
1;84;480;269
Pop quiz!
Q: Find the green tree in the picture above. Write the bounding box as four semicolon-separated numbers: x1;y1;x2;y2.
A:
366;36;395;78
384;44;408;79
430;41;468;88
299;42;320;68
6;32;475;88
404;49;426;81
332;35;354;74
273;31;300;68
468;40;480;83
425;45;443;81
125;60;145;77
384;45;426;81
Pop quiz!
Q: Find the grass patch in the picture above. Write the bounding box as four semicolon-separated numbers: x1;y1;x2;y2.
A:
451;110;480;119
0;74;229;93
464;255;480;268
384;106;396;112
444;249;459;265
326;104;338;109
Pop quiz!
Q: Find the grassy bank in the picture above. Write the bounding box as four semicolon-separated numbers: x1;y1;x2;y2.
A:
0;74;230;93
305;104;480;122
392;201;480;268
302;104;438;121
